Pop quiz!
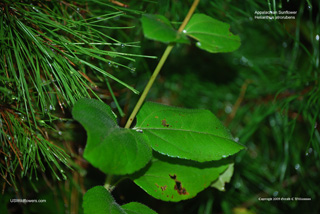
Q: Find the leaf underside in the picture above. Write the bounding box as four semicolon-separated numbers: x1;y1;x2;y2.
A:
211;163;234;191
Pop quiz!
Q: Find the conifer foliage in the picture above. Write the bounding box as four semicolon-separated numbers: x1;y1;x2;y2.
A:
0;0;138;192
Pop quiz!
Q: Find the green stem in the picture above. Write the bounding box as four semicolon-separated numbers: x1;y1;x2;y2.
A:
124;44;174;128
178;0;200;33
124;0;200;129
104;174;115;192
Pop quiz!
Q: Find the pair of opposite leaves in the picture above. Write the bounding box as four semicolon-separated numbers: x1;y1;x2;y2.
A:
141;13;241;53
72;98;244;201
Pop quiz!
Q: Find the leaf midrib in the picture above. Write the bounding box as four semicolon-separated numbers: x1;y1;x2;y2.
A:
187;31;240;41
139;126;233;141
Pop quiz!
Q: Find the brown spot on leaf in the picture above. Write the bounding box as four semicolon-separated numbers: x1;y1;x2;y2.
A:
162;119;169;127
161;185;167;191
155;183;159;188
155;116;159;119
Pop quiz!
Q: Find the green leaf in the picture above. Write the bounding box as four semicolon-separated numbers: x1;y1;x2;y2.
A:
184;13;241;53
73;98;152;175
133;153;230;202
72;98;117;152
83;186;125;214
135;102;245;162
84;128;152;175
211;163;234;191
141;14;189;44
83;186;158;214
122;202;158;214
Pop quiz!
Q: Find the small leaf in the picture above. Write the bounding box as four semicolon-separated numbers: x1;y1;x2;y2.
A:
73;98;152;175
133;153;231;202
83;186;125;214
211;163;234;191
184;13;241;53
122;202;158;214
141;14;189;44
83;186;158;214
135;102;245;162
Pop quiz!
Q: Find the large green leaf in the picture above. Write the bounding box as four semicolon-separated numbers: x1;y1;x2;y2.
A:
83;186;158;214
184;13;241;53
133;153;230;202
135;102;245;162
73;98;152;175
141;14;189;44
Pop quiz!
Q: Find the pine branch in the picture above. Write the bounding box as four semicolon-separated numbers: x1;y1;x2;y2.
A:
0;0;148;192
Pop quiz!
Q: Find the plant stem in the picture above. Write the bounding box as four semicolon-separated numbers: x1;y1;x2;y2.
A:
124;44;174;128
124;0;200;129
178;0;200;33
104;174;115;192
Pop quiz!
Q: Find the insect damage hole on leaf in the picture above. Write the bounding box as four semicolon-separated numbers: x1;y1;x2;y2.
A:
169;174;189;195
